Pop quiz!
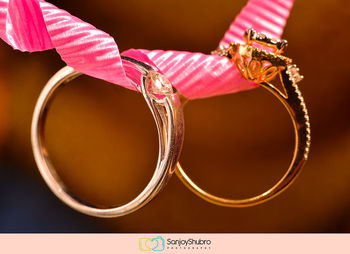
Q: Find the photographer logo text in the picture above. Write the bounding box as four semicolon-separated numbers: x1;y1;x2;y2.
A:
139;236;212;251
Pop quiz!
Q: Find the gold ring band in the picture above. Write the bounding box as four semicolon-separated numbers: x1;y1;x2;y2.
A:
175;29;311;207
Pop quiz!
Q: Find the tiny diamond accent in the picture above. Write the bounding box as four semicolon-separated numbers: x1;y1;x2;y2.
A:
286;64;303;83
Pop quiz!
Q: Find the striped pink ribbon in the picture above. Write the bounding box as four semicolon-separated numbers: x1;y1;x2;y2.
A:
0;0;294;99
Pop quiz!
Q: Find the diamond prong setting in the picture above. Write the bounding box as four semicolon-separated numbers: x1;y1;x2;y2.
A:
286;64;303;83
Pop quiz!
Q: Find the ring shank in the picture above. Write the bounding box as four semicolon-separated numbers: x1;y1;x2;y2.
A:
31;59;184;217
175;69;310;207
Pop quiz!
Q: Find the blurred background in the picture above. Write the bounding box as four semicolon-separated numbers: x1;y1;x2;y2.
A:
0;0;349;232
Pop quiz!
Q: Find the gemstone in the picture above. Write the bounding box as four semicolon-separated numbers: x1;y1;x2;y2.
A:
147;72;173;95
287;64;303;83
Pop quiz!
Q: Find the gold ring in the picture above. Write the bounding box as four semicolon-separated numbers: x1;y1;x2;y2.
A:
175;29;311;207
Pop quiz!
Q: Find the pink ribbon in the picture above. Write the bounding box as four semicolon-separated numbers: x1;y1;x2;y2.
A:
0;0;294;99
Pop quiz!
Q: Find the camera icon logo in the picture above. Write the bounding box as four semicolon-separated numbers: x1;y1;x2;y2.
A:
139;236;165;251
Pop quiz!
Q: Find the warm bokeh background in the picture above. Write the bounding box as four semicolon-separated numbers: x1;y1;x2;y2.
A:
0;0;349;232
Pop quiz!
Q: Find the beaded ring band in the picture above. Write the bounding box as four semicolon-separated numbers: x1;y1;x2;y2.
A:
31;56;184;217
175;29;311;207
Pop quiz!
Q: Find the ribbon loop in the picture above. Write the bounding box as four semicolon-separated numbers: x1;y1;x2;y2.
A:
0;0;294;99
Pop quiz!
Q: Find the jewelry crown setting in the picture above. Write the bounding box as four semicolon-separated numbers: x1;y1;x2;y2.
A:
213;29;303;84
